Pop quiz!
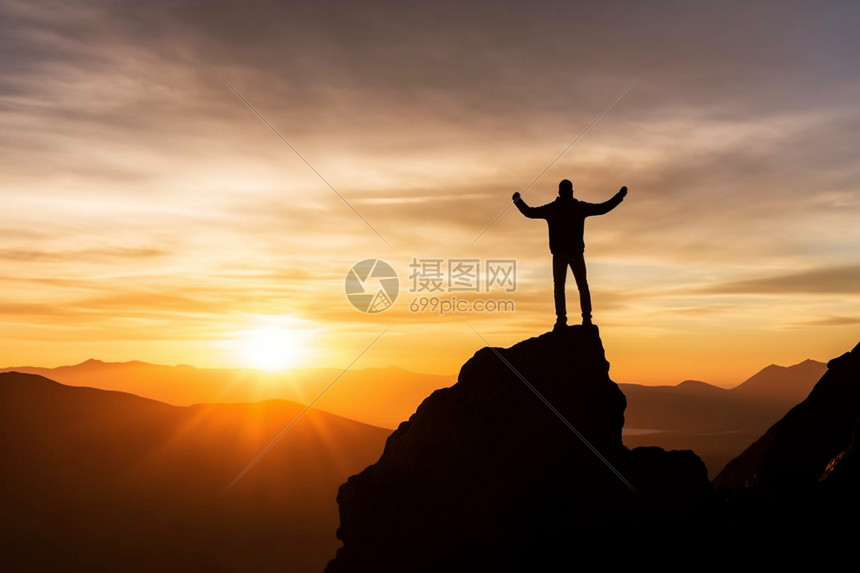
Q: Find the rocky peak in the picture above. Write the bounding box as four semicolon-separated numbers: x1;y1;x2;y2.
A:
327;325;713;572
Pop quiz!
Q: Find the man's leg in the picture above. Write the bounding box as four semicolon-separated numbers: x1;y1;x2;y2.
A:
570;251;592;324
552;254;568;326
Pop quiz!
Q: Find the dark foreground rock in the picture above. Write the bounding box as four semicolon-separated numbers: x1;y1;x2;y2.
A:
326;326;714;572
714;341;860;526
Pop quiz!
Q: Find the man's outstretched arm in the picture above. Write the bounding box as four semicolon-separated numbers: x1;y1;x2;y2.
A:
512;192;552;219
583;186;628;216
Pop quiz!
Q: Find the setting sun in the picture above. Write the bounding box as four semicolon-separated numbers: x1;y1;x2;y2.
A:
239;326;307;371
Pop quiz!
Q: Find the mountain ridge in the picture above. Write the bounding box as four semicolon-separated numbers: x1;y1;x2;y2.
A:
0;354;831;477
0;361;453;429
0;356;827;394
327;326;714;571
1;371;391;573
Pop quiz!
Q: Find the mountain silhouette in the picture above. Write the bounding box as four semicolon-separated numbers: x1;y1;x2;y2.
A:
0;361;452;428
730;358;826;402
327;326;714;572
5;341;851;569
713;341;860;533
0;372;390;573
1;358;821;441
620;359;827;476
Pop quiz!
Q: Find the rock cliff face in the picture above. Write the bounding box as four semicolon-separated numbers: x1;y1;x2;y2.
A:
713;341;860;517
327;326;713;572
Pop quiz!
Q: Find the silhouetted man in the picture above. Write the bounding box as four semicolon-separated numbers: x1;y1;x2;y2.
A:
513;179;627;330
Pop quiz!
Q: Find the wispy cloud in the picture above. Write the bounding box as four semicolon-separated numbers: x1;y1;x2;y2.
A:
702;265;860;295
799;316;860;327
0;247;167;262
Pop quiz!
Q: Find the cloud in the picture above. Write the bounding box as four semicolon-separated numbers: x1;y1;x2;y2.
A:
702;265;860;295
798;316;860;327
2;0;860;379
0;247;167;262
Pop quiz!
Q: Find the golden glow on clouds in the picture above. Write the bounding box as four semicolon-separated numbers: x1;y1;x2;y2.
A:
2;0;860;388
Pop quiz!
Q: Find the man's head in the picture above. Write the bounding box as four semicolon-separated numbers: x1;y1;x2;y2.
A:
558;179;574;199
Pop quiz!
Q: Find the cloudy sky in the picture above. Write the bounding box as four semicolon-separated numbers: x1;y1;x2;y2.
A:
2;0;859;386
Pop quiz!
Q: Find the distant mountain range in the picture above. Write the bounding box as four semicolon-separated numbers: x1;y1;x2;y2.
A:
0;350;838;570
621;359;827;476
0;361;453;429
0;356;827;486
714;343;860;521
622;358;827;431
0;372;390;573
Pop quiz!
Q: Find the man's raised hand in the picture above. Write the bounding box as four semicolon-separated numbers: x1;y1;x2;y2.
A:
619;186;628;198
512;192;521;202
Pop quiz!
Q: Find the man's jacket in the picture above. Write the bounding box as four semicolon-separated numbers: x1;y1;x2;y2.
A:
513;191;625;254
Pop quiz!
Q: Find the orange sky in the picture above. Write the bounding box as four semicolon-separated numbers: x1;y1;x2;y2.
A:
2;0;860;387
